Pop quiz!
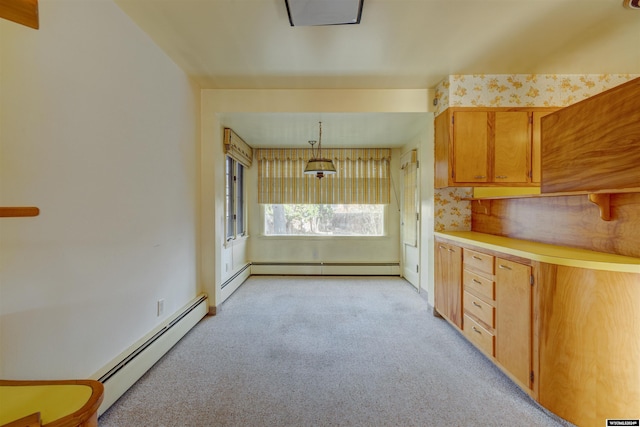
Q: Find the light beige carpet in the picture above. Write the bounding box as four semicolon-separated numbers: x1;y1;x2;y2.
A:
99;276;572;427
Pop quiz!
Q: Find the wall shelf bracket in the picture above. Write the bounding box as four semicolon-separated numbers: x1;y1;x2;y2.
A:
587;193;611;221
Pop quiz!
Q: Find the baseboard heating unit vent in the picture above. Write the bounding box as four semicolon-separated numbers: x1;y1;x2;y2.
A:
95;294;208;415
251;262;400;276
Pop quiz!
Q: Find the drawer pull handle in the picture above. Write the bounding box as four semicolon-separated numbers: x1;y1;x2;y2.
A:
472;255;483;260
472;279;482;284
473;301;482;308
498;264;512;270
448;248;455;253
474;175;486;179
472;327;482;335
496;175;508;179
439;245;446;250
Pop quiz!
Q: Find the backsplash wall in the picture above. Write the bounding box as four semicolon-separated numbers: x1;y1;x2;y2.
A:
433;73;639;231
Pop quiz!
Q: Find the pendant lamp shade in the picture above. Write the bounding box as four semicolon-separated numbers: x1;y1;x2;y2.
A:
304;122;336;179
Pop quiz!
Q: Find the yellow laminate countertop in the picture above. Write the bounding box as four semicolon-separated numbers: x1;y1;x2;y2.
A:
435;231;640;274
0;380;103;426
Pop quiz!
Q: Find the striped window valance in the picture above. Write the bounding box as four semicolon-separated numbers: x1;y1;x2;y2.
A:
257;148;391;204
224;128;253;167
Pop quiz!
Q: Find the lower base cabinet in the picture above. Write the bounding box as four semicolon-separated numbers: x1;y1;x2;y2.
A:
434;236;640;427
495;258;532;390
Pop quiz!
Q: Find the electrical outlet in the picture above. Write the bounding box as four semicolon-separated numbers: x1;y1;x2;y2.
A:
157;299;165;317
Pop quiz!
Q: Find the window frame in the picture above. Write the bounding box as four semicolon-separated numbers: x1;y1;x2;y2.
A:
260;203;388;238
225;155;247;243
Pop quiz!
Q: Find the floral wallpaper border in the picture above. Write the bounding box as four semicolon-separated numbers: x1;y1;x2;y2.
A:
433;73;639;231
434;73;639;117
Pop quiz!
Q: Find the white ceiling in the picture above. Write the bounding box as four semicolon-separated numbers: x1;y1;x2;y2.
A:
114;0;640;147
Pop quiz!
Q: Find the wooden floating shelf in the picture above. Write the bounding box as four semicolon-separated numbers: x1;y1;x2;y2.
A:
0;207;40;217
465;187;640;201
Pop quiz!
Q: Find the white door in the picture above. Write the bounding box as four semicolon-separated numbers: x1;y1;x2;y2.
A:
401;150;419;290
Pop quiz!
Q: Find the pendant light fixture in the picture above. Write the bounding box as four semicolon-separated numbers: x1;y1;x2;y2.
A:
304;121;336;179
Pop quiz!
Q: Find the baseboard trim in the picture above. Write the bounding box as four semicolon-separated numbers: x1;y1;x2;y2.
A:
94;294;208;415
221;263;252;304
251;262;400;276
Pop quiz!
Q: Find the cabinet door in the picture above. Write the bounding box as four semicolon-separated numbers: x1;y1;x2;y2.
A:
445;244;463;328
434;243;448;317
435;241;463;329
453;111;489;183
496;258;532;388
494;112;531;183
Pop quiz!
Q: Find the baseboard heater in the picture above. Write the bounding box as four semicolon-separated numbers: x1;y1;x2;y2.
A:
95;294;208;415
251;261;400;276
221;263;251;289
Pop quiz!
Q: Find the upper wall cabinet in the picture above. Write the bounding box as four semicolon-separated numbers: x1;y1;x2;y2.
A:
541;77;640;193
435;108;558;188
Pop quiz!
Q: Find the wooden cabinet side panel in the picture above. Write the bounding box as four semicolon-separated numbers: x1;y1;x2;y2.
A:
453;111;489;183
495;258;532;389
531;110;558;184
541;77;640;193
494;112;530;183
435;111;451;188
538;266;597;426
595;270;640;425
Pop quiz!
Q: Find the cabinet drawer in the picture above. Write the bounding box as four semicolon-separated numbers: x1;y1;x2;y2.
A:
463;270;495;301
463;314;495;357
463;249;494;275
464;291;495;328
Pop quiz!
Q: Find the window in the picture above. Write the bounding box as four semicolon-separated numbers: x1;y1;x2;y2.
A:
225;156;246;241
264;204;384;236
256;148;390;237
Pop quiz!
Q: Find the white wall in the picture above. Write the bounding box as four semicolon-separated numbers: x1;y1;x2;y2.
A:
0;0;200;379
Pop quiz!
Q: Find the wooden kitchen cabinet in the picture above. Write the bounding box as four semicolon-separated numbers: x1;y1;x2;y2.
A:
435;107;554;188
541;76;640;193
434;240;462;329
493;111;531;183
495;258;532;390
452;111;489;184
462;248;496;357
459;248;534;392
435;231;640;427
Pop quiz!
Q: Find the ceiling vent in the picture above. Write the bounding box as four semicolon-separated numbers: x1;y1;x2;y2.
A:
285;0;364;26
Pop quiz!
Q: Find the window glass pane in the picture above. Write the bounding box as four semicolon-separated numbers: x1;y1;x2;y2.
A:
225;156;234;240
264;204;384;236
236;163;245;236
